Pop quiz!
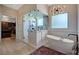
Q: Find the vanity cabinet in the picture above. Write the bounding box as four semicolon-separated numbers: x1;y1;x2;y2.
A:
29;30;47;48
36;30;47;48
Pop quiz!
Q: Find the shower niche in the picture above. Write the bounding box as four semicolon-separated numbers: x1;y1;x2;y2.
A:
23;10;48;48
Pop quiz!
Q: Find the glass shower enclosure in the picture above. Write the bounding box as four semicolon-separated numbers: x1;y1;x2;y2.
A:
23;10;48;48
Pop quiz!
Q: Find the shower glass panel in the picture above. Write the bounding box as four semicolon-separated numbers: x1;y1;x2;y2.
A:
24;10;46;32
23;15;29;43
23;10;48;44
37;17;44;30
29;18;36;32
37;18;43;26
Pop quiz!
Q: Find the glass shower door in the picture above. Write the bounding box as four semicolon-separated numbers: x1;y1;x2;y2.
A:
23;10;48;46
23;16;29;43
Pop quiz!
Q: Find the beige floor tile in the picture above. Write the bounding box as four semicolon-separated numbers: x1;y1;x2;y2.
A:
0;38;35;55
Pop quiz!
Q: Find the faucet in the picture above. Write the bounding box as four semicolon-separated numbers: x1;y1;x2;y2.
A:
68;34;78;55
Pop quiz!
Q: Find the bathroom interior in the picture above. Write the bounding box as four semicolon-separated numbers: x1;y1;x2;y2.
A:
0;4;79;55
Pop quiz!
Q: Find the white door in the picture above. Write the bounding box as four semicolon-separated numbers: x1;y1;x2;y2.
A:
23;17;29;43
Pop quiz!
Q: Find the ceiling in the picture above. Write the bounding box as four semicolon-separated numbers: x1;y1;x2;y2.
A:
3;4;51;10
3;4;23;10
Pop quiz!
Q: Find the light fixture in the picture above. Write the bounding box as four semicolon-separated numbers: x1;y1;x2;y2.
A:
50;5;66;15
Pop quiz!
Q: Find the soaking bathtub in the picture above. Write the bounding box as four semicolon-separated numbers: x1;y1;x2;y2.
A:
45;35;74;54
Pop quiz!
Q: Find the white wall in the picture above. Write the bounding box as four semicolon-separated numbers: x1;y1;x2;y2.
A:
48;5;78;39
37;4;48;15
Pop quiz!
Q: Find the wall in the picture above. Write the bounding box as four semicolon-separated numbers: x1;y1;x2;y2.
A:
48;4;78;39
0;5;17;16
0;5;2;14
37;4;48;15
17;4;36;40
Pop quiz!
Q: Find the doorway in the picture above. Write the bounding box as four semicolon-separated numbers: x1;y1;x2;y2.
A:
0;15;16;41
1;22;16;39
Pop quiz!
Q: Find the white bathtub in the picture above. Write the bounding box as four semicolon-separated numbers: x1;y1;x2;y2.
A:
45;35;74;54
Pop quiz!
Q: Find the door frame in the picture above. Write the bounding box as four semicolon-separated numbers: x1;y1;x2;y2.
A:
0;15;17;41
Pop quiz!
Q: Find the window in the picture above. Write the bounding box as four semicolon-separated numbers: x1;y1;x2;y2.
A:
51;13;68;28
37;18;43;26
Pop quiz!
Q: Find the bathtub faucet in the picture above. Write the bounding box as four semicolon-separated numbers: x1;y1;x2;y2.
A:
68;34;78;37
68;33;78;55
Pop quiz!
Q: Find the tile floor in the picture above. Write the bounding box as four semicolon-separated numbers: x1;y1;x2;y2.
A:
0;38;68;55
31;46;65;55
0;38;35;55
